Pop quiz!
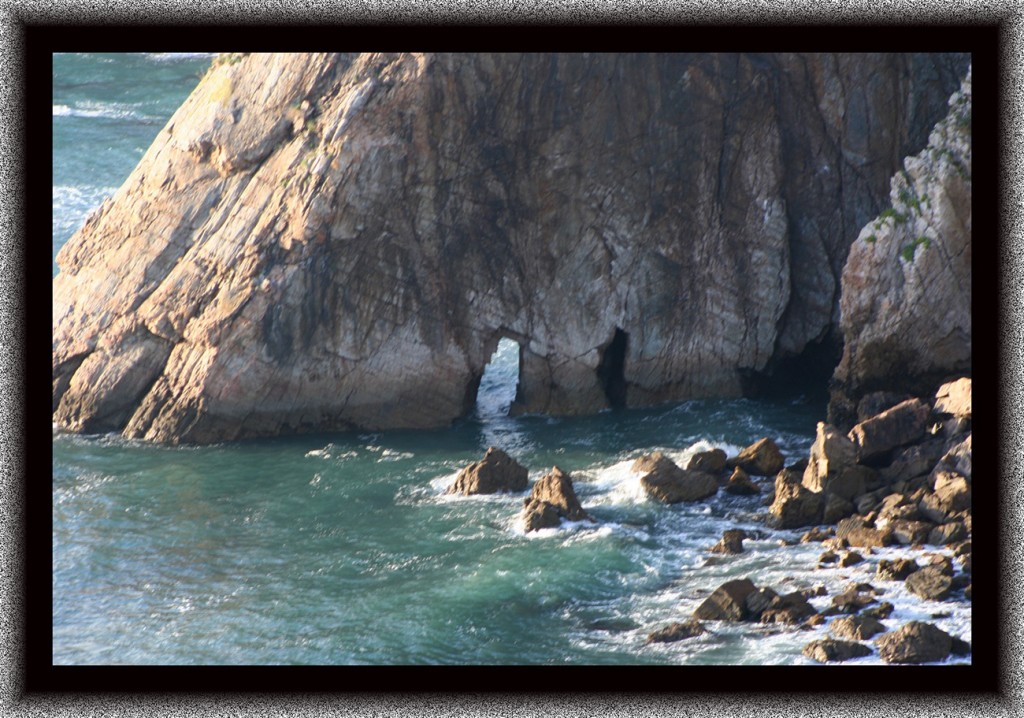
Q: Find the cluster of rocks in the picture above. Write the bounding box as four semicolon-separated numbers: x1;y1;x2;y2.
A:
445;446;593;533
630;437;782;505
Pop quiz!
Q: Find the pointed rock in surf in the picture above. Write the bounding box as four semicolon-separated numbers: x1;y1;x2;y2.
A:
632;452;718;504
446;447;528;496
521;466;593;532
727;437;784;477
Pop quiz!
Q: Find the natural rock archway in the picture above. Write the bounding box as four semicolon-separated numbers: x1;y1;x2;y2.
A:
52;52;969;443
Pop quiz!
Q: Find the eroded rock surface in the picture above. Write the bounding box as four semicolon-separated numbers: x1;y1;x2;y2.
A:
52;52;968;443
446;447;528;496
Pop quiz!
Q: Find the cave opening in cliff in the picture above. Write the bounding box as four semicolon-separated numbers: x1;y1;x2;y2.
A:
474;336;523;418
597;328;629;409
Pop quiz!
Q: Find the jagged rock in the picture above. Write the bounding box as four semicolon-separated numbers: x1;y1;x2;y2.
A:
447;447;528;495
848;399;932;462
761;592;817;625
875;493;922;523
803;639;872;663
876;621;956;664
727;437;784;477
888;519;933;546
879;438;949;485
835;517;893;548
928;521;967;545
938;434;972;481
832;68;972;417
802;422;858;493
905;567;954;601
744;587;782;620
709;529;747;555
521;466;592;532
693;578;758;622
687;448;727;474
933;378;972;419
932;470;971;512
723;466;760;495
922;553;956;576
827;587;878;615
829;614;887;641
634;452;719;504
769;473;824;529
646;619;707;644
918;492;950;524
876;558;920;582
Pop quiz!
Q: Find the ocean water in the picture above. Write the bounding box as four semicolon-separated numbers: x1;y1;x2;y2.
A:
52;53;971;666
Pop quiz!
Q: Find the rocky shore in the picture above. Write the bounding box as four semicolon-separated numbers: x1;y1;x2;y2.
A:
447;376;972;664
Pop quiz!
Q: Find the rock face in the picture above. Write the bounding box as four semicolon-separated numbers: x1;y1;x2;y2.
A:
446;447;528;496
51;52;968;443
832;67;972;419
521;466;592;532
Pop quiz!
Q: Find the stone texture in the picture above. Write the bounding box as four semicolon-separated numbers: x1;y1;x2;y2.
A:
829;614;887;641
52;53;969;443
744;587;782;620
833;68;972;415
693;578;758;622
646;619;707;644
760;592;817;625
933;377;972;418
888;519;933;546
728;438;784;477
769;472;824;529
723;467;759;495
447;447;528;495
803;639;872;663
876;558;920;582
802;422;858;493
521;466;592;532
848;399;932;462
905;567;954;601
835;517;894;548
687;448;727;474
635;453;719;504
876;621;955;664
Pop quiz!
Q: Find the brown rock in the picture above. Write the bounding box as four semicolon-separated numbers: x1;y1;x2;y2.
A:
723;467;760;495
709;529;748;555
848;399;932;462
744;587;782;620
728;437;784;477
932;470;971;512
637;453;719;504
928;521;966;545
818;551;839;566
857;391;912;422
888;519;933;546
876;621;955;664
918;492;950;524
876;558;920;581
687;448;727;474
933;378;971;419
835;517;893;548
521;466;592;532
880;439;949;486
839;551;864;567
693;578;758;622
447;447;528;495
876;493;922;523
646;619;707;644
761;592;817;624
803;638;872;663
828;587;877;615
905;567;954;601
922;553;955;576
938;434;971;481
802;422;858;493
769;474;824;529
822;493;856;524
830;614;887;641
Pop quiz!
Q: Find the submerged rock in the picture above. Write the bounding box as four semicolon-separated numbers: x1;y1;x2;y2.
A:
446;447;528;496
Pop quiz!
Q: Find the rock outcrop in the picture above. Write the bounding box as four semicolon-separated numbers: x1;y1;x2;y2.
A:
51;52;968;443
446;447;528;496
633;452;719;504
831;67;972;422
521;466;592;532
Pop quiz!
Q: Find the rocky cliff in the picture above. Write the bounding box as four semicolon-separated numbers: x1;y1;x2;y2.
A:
830;67;972;426
52;52;969;443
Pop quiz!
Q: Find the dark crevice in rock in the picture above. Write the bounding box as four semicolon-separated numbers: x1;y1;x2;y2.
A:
597;327;629;409
740;331;840;402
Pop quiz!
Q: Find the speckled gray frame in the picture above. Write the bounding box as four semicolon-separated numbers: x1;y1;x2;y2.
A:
5;3;1019;715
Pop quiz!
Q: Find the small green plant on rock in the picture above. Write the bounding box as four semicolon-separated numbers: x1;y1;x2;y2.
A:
899;236;931;263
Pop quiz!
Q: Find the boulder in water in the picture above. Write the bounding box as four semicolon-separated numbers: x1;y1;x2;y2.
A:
521;466;592;532
446;447;528;496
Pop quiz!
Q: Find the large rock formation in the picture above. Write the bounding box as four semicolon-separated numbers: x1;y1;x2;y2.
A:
52;52;968;443
831;66;972;423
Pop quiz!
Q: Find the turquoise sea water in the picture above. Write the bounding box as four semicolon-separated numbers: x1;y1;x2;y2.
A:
52;53;971;665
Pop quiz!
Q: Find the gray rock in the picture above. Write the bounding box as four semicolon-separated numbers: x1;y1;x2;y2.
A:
848;399;932;462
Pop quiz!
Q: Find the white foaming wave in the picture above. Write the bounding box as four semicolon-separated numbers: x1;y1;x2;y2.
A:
53;101;157;121
145;52;216;61
585;459;648;506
